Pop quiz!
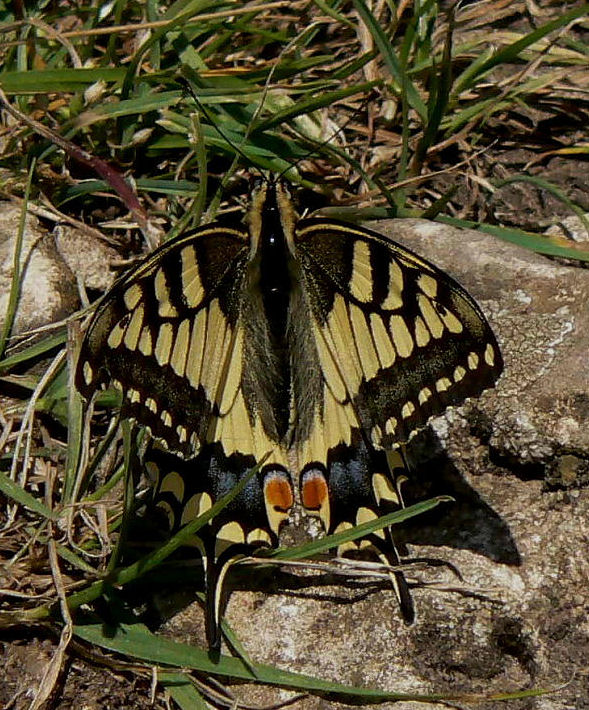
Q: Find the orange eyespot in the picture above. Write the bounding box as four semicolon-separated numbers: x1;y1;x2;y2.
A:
264;472;294;512
300;469;329;511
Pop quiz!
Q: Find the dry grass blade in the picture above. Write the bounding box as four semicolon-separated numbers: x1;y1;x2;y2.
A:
25;467;73;710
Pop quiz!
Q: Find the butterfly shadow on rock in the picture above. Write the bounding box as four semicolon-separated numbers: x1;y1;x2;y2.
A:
394;427;521;568
256;429;522;613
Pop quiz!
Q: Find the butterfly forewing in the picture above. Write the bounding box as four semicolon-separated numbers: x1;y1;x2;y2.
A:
77;225;254;456
293;217;503;450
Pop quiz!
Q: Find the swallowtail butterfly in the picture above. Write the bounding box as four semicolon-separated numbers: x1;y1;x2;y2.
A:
76;179;502;650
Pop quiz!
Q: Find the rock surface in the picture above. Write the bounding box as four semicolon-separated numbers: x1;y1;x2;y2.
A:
0;202;79;336
3;216;587;709
0;203;121;340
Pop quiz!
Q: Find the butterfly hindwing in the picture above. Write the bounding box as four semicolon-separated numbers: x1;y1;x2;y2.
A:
300;437;415;622
145;444;292;650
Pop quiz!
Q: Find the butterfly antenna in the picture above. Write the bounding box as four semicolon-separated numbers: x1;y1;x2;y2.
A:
178;70;258;171
276;92;376;188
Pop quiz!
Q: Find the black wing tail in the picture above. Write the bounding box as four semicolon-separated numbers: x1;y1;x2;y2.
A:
145;444;293;651
300;437;415;622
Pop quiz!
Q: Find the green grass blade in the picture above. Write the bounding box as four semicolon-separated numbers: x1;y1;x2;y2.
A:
437;216;589;262
351;0;427;121
495;175;589;232
59;463;263;614
158;672;209;709
252;81;380;132
62;325;85;503
310;0;355;29
105;420;138;573
56;543;102;575
270;496;452;560
73;621;553;702
0;161;35;359
452;3;589;96
0;470;59;520
0;68;127;94
413;6;453;170
75;91;182;126
0;330;65;374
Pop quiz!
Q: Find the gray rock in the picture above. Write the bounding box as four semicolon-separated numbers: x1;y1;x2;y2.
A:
53;223;120;293
0;203;79;336
383;218;589;464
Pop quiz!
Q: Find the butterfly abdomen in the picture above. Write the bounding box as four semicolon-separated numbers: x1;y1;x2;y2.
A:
255;183;295;440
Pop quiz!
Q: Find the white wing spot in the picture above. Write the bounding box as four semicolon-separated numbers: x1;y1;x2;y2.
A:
83;361;93;386
107;321;125;349
484;343;496;366
181;245;205;307
216;521;245;557
371;424;383;447
370;313;396;368
181;492;213;525
385;416;398;435
356;507;377;527
454;365;467;382
418;386;432;404
155;268;179;318
247;528;272;545
160;471;185;502
124;303;144;350
127;388;141;404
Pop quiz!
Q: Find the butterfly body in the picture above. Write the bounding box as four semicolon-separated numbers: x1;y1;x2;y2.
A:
77;179;502;649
